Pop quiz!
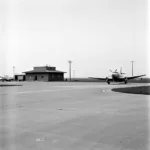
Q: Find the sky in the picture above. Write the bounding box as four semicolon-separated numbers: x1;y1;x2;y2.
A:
0;0;149;78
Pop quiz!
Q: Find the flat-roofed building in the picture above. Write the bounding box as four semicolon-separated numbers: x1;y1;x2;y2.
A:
14;74;26;81
23;66;66;81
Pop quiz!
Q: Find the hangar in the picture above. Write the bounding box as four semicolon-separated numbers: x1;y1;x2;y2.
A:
23;66;66;81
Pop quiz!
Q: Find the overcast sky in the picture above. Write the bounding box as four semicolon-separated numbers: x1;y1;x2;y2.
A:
0;0;149;78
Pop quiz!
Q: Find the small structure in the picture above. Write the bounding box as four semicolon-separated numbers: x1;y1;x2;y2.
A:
14;74;26;81
23;66;66;81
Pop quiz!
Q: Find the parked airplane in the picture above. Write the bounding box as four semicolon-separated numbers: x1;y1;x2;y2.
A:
89;67;146;84
0;76;3;81
0;76;13;82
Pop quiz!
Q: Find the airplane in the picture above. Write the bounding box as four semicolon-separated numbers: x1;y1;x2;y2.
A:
0;76;14;82
89;67;146;84
0;76;3;81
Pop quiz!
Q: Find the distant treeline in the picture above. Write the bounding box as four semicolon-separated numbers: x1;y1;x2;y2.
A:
65;77;150;83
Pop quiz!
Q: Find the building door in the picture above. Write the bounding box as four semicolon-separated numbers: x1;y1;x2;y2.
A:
35;76;37;81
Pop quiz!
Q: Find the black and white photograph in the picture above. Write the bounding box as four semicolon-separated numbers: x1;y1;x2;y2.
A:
0;0;150;149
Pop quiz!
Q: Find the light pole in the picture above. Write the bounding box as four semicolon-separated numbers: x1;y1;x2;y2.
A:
13;66;15;76
68;60;72;81
13;66;15;80
73;70;75;78
131;61;134;76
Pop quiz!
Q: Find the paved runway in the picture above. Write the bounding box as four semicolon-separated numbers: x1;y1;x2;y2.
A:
0;82;150;150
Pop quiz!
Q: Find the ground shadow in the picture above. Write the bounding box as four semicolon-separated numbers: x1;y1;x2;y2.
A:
0;84;22;87
112;86;150;95
109;82;133;85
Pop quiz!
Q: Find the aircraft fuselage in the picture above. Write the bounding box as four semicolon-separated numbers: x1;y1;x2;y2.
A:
111;73;126;82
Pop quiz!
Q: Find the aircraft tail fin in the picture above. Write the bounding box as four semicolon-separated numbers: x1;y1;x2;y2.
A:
120;66;122;74
120;66;126;74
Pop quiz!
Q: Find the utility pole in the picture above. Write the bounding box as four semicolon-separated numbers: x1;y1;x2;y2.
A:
68;60;72;81
13;66;15;80
73;70;75;78
131;61;134;76
13;66;15;76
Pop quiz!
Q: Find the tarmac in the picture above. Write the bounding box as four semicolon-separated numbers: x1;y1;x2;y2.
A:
0;82;150;150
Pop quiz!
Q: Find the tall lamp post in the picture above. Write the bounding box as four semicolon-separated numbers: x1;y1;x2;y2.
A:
73;70;75;78
68;60;72;81
13;66;15;80
13;66;15;76
131;61;134;76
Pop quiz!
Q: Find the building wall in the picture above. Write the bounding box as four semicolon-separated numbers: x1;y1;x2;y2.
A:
34;66;56;71
25;73;64;81
25;73;49;81
49;73;64;81
14;75;25;81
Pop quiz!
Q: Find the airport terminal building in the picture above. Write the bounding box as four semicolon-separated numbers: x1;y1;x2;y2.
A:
23;66;66;81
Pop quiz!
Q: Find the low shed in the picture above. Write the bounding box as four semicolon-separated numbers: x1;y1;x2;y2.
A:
14;74;25;81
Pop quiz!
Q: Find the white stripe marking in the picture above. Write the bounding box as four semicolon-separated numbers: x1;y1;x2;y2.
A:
16;88;71;95
0;86;92;95
0;86;113;95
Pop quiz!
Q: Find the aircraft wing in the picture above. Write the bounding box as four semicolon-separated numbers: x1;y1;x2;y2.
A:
89;77;113;81
0;76;4;79
127;74;146;80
